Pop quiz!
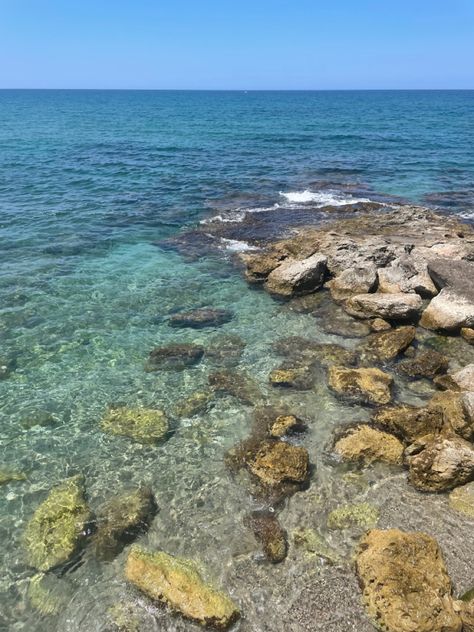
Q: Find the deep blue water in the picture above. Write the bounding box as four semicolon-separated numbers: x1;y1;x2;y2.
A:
1;90;474;631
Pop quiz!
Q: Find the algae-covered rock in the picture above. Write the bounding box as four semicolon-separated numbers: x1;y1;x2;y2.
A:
106;602;141;632
24;475;92;571
269;414;306;438
20;410;57;429
398;348;449;379
169;308;233;329
91;487;157;560
356;529;462;632
206;334;246;367
328;366;393;405
172;390;214;418
292;527;340;564
372;404;444;443
248;440;310;487
244;511;288;563
429;390;474;441
334;424;404;465
460;599;474;632
327;502;379;530
125;547;240;630
269;366;313;390
27;572;71;616
209;369;262;405
362;326;416;361
407;435;474;492
100;406;169;444
145;343;204;371
449;481;474;518
0;468;27;485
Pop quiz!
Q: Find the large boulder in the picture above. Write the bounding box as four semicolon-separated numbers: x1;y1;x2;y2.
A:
125;547;240;630
329;265;377;302
100;406;169;444
145;343;204;371
362;326;416;361
265;253;327;297
91;487;157;560
377;256;438;298
334;425;404;465
345;292;423;321
328;366;393;405
421;289;474;332
355;529;462;632
24;475;92;571
406;435;474;492
169;308;233;329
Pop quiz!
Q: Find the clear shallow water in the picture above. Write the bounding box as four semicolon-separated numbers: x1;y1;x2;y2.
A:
1;90;474;631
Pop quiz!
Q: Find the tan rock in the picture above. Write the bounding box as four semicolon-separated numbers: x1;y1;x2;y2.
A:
421;288;474;332
269;415;305;438
362;326;416;361
449;481;474;518
329;265;377;302
373;404;444;443
356;529;462;632
345;292;423;321
328;366;393;405
461;327;474;344
370;318;392;332
449;364;474;391
248;440;309;486
429;390;474;441
334;425;404;465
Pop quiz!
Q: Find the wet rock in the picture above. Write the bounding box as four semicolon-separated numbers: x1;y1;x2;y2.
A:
327;502;379;530
209;369;262;405
345;292;423;321
398;348;449;378
206;334;246;367
421;288;474;332
292;527;340;564
265;253;328;297
0;468;27;485
91;487;157;560
248;440;310;487
100;406;169;444
24;475;92;571
372;404;444;443
406;435;474;492
269;414;306;438
429;391;474;441
269;365;313;390
272;337;357;366
125;546;240;630
172;390;214;418
334;424;404;465
370;318;391;332
460;599;474;632
329;265;378;302
244;511;288;563
106;602;142;632
145;343;204;371
362;325;416;361
328;366;393;405
28;572;72;616
356;529;462;632
169;308;233;329
461;327;474;345
434;374;462;392
447;364;474;391
449;481;474;518
20;410;57;429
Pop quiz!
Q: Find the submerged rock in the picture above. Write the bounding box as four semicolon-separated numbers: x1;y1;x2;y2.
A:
28;572;72;616
329;265;378;303
398;348;449;378
100;406;169;444
328;366;393;405
362;325;416;361
372;404;444;443
145;343;204;371
172;390;214;418
345;292;423;321
327;502;379;530
265;253;328;297
125;546;240;630
449;481;474;518
269;365;313;390
91;487;157;560
248;440;310;487
169;308;233;329
407;435;474;492
272;337;357;367
20;410;57;429
209;369;262;405
334;424;404;465
269;414;306;438
0;468;27;485
244;511;288;563
0;355;13;380
356;529;462;632
24;475;92;571
292;527;340;564
206;334;246;367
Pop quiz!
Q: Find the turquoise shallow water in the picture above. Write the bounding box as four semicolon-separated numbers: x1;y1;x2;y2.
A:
1;90;474;631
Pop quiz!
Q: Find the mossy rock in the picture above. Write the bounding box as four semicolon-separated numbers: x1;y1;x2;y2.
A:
328;366;393;406
334;424;404;465
101;406;169;444
107;602;141;632
0;468;27;485
125;546;240;630
24;475;92;571
172;390;214;418
28;572;71;616
244;511;288;563
327;502;379;530
292;527;340;564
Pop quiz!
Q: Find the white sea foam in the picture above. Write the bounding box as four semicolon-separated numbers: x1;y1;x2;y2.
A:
219;238;259;252
200;204;279;225
279;189;371;206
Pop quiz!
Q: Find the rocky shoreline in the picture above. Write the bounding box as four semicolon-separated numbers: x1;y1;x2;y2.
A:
15;201;474;631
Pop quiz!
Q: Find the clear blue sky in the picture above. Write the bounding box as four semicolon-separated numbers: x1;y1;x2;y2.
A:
1;0;473;89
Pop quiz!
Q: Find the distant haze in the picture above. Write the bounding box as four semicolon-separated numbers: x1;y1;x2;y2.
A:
1;0;473;89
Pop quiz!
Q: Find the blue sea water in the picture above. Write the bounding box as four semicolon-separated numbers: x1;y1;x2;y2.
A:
1;90;474;631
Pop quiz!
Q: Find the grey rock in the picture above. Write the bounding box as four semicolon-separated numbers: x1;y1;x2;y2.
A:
265;253;328;297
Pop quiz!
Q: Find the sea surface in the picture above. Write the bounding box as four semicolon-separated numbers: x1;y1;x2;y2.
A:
1;90;474;631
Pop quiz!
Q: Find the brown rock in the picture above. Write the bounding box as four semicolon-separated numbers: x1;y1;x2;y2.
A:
248;440;309;487
209;369;262;405
370;318;392;332
362;326;416;361
398;349;449;379
461;327;474;345
269;415;306;438
356;529;462;632
244;511;288;563
328;366;393;405
145;343;204;371
334;425;404;465
269;366;313;390
429;391;474;441
372;405;444;443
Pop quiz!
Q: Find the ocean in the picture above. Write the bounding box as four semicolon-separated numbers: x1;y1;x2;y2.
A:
1;90;474;631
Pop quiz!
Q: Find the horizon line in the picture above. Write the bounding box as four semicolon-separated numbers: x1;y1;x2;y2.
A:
0;87;473;92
